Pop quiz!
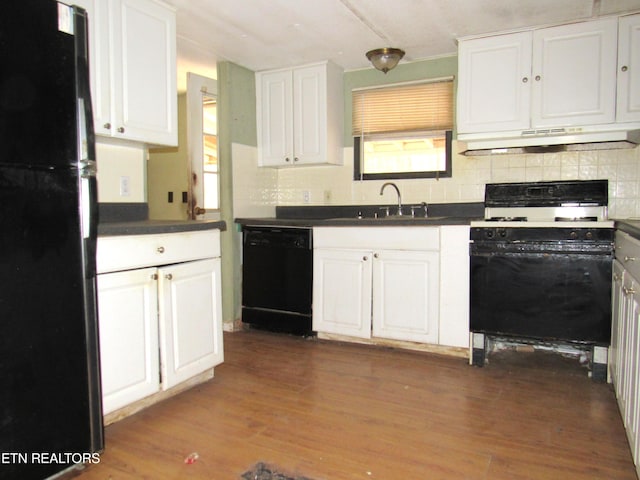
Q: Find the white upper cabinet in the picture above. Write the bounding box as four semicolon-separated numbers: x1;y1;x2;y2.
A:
457;31;533;134
617;13;640;123
74;0;177;146
531;18;617;128
256;61;343;167
458;17;619;135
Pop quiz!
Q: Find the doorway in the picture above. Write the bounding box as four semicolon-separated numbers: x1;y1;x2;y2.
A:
187;73;219;220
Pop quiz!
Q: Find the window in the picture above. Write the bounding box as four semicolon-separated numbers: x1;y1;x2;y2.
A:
202;96;218;210
187;72;218;219
352;78;453;180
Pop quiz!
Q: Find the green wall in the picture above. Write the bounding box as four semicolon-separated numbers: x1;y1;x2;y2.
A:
217;61;257;326
343;55;458;146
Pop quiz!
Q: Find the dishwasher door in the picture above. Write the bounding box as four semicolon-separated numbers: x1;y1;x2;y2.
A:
241;226;313;334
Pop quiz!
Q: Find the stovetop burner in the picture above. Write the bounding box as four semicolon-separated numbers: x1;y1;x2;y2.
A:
480;180;609;224
487;216;527;222
554;216;598;222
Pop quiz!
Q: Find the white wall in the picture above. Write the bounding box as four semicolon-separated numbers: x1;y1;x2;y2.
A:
95;139;147;203
233;141;640;219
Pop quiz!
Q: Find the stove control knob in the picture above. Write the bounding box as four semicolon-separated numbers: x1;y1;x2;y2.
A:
498;229;507;238
486;230;495;239
569;231;578;239
585;231;593;240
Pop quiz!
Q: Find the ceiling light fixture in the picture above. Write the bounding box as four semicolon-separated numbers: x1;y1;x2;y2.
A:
366;47;405;74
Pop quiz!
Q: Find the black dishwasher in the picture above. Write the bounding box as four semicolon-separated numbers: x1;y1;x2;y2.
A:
241;226;313;335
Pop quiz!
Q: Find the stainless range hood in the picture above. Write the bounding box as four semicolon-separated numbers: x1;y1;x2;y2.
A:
459;125;640;155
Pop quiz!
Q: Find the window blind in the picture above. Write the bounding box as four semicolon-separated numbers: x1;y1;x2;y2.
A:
352;79;454;136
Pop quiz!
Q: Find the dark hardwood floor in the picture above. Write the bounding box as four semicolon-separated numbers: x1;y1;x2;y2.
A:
78;330;636;479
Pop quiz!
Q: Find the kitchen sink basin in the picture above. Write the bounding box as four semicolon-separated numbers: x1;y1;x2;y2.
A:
325;215;449;223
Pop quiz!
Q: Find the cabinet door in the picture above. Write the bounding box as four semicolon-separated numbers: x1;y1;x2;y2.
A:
313;249;372;338
617;14;640;123
531;18;617;128
159;258;223;390
110;0;177;145
457;32;532;134
72;0;112;137
624;282;640;465
256;69;293;166
371;250;439;343
293;64;325;164
97;268;159;414
611;260;625;390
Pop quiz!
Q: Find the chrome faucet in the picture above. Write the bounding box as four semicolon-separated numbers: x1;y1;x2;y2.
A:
380;182;402;216
421;201;429;218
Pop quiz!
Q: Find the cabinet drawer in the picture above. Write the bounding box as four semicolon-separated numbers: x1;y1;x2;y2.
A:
616;231;640;281
313;226;439;251
98;230;220;274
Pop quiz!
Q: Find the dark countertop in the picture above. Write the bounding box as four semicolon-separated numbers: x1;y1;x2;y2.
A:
97;202;226;236
615;219;640;240
236;202;484;228
235;216;478;228
98;219;226;236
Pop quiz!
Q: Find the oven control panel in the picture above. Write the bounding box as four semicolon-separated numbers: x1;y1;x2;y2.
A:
470;227;614;243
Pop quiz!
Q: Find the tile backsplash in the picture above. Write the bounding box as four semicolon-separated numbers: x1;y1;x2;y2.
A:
232;141;640;219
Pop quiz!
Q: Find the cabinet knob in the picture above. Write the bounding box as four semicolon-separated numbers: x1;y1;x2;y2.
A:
522;77;528;83
117;126;125;133
613;273;621;282
294;157;299;162
285;157;291;162
621;65;629;72
151;273;158;280
103;122;111;129
373;253;379;259
624;256;636;262
165;273;173;280
535;75;541;81
363;256;368;261
623;285;636;296
157;246;165;253
194;206;206;216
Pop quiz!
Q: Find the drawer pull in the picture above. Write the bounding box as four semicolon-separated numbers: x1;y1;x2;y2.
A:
624;256;636;262
157;246;165;254
623;286;636;296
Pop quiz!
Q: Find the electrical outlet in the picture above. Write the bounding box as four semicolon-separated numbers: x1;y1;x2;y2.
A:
119;176;130;197
303;190;310;204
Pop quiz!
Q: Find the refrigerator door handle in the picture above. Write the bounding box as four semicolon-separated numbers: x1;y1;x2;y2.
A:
74;6;96;171
74;6;98;246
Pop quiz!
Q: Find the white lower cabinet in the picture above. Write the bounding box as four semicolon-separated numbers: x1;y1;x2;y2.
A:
439;225;470;348
159;258;223;389
313;227;447;345
97;230;223;416
313;248;372;338
372;250;440;343
98;267;159;414
610;231;640;473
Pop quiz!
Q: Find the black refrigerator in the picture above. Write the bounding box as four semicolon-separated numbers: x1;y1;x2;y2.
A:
0;1;103;479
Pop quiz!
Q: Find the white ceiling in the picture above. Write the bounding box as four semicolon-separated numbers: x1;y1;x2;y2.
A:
162;0;640;92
